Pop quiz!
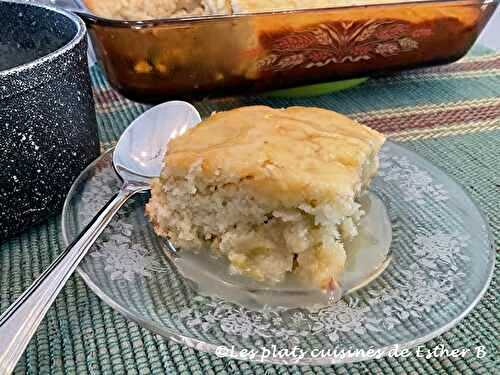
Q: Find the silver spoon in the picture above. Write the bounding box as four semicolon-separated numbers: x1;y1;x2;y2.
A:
0;101;201;374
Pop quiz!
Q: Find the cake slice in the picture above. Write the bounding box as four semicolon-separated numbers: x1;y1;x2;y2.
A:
146;106;385;289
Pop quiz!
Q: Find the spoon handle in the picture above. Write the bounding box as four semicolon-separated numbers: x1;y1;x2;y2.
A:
0;182;145;374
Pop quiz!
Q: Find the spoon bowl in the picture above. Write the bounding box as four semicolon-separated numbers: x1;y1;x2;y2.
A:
113;101;201;183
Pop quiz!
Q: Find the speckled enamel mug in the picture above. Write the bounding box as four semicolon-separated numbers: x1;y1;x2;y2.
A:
0;1;100;242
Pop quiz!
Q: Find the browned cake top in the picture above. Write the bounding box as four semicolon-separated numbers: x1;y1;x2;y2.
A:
165;106;385;206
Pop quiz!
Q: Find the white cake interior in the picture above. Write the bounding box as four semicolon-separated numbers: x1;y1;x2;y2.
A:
148;159;371;289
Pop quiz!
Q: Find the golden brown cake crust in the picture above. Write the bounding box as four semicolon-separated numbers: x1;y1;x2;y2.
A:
84;0;230;20
85;0;428;19
230;0;416;13
166;106;385;207
231;0;337;13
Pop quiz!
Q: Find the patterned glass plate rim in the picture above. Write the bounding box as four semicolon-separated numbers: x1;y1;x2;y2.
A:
61;141;495;365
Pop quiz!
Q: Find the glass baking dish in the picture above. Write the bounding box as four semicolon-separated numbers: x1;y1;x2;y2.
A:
74;0;497;103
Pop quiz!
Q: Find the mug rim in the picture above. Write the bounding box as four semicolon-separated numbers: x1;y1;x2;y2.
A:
0;0;86;78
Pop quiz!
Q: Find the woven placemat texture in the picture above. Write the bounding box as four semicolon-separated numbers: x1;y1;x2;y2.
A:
1;46;499;374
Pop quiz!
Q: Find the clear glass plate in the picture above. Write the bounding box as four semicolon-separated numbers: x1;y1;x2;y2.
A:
61;141;495;365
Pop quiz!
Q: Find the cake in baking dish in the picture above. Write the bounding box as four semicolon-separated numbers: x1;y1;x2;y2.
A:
84;0;230;20
146;106;385;289
230;0;391;13
84;0;423;19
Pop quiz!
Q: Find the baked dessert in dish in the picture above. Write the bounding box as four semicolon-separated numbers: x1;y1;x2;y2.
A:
84;0;427;19
84;0;230;20
230;0;403;13
146;106;385;289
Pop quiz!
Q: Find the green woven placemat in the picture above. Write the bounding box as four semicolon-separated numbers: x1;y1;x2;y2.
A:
1;46;499;374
